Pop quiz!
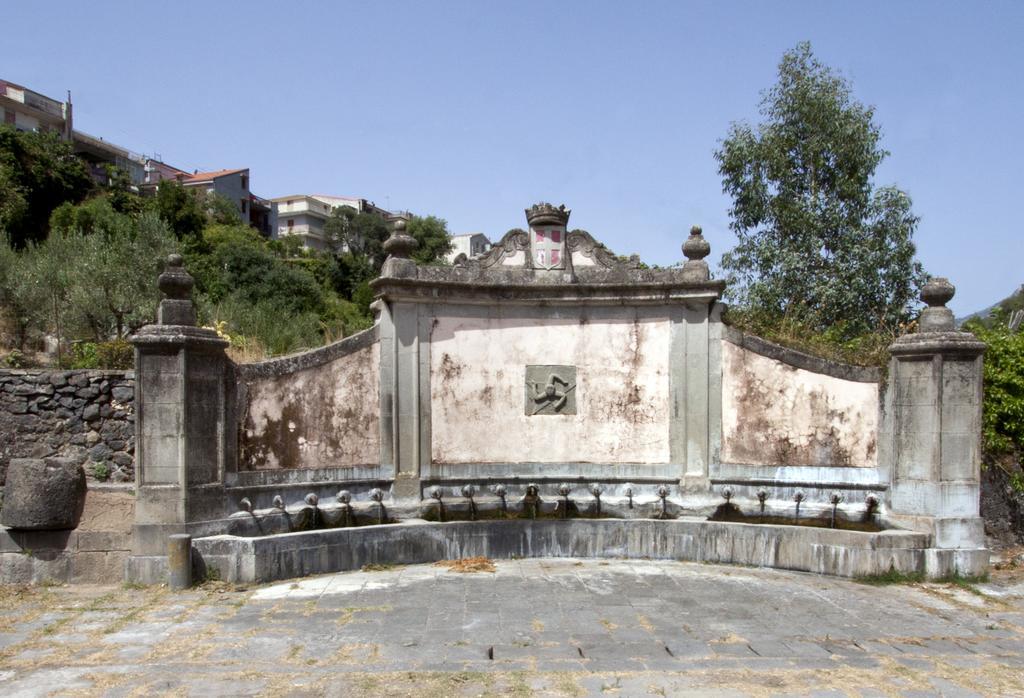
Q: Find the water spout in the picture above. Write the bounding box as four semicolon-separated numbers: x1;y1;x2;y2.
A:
793;491;804;523
337;490;353;527
756;489;767;521
558;483;572;519
524;483;540;520
865;493;879;522
829;492;843;529
370;488;386;524
429;486;445;522
462;484;477;521
625;484;634;510
589;483;603;517
493;484;507;516
657;485;670;520
272;495;284;510
721;487;733;505
305;493;319;528
239;497;252;514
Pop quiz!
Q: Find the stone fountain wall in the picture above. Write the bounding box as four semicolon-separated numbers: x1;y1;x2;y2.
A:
20;204;973;584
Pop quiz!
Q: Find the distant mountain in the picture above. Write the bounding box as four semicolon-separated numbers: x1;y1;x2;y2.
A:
957;283;1024;326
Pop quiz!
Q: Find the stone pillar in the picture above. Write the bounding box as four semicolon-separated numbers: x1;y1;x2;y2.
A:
378;222;425;500
672;227;723;492
128;255;230;583
885;278;987;578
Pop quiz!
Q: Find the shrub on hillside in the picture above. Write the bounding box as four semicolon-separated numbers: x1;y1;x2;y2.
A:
965;317;1024;456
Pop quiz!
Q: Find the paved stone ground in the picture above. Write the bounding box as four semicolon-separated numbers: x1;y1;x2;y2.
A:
1;557;1023;697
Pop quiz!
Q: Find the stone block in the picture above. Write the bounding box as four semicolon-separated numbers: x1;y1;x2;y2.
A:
75;530;130;552
89;443;113;462
0;458;86;530
141;435;181;484
933;517;985;549
924;547;989;579
71;550;128;583
141;403;181;437
126;555;169;584
111;386;134;402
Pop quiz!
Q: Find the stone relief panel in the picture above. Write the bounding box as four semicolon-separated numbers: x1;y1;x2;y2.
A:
720;340;879;468
525;365;577;415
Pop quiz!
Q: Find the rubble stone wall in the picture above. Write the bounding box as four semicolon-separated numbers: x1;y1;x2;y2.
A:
0;370;135;486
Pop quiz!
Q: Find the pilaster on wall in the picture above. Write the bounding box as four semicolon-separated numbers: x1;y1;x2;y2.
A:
885;277;988;578
377;221;430;501
128;255;230;582
671;300;722;492
672;227;723;493
388;301;431;500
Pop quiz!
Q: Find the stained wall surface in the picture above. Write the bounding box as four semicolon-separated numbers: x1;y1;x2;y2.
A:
430;313;671;464
240;343;380;470
720;340;879;468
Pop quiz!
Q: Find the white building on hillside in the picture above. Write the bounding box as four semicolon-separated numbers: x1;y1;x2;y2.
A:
1;78;146;185
446;232;492;263
271;194;409;251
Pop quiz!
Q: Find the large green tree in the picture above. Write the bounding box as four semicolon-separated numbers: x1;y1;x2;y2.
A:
0;125;94;247
715;42;926;338
150;179;207;241
324;207;392;271
407;215;453;265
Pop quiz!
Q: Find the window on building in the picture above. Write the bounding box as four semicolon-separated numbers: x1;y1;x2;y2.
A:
240;199;247;214
287;219;294;228
241;175;248;189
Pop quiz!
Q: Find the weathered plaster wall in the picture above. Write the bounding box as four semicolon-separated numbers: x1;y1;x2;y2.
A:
239;342;380;470
430;313;671;464
720;340;878;467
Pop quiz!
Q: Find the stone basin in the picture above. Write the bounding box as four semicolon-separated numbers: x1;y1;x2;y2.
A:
192;517;931;584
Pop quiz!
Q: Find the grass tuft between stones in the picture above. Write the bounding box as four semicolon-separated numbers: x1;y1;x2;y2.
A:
434;556;497;573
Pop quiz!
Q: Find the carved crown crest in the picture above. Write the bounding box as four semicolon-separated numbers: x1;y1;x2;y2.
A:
525;202;570;227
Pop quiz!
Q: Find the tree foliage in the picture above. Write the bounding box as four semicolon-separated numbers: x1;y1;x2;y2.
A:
70;212;178;338
49;196;124;236
324;207;392;271
0;125;94;247
965;316;1024;456
151;179;207;240
12;210;177;350
407;215;453;265
716;42;926;339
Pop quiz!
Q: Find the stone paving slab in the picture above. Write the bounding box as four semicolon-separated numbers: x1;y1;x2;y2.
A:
0;558;1023;696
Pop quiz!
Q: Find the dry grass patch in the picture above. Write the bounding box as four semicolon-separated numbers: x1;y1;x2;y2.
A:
434;556;497;573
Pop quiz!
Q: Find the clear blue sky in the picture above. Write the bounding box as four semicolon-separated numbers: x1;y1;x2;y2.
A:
5;1;1021;315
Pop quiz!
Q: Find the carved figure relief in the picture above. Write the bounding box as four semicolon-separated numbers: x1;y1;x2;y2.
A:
525;365;577;415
